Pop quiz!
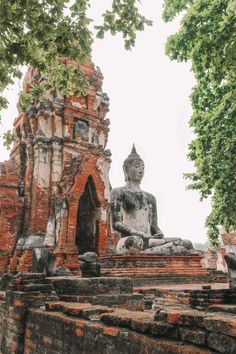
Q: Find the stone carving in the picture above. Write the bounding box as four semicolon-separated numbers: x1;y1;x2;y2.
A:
79;252;98;263
53;267;73;276
58;156;82;194
32;248;56;276
78;252;101;277
111;145;196;255
224;253;236;290
75;120;89;141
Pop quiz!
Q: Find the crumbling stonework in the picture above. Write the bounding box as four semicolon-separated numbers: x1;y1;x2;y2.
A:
1;60;235;354
0;273;235;354
0;62;112;274
0;161;23;273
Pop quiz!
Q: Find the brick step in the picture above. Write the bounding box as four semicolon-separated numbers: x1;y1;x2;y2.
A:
47;276;144;311
48;276;134;296
208;304;236;314
101;268;208;276
100;261;206;269
101;267;208;272
15;283;55;292
45;301;113;318
53;292;144;311
101;265;206;270
132;276;213;287
31;306;217;354
99;255;206;265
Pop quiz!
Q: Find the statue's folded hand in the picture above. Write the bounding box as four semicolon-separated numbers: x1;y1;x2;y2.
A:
131;230;146;238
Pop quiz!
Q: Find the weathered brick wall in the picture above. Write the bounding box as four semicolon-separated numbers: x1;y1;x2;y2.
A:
0;273;58;354
22;308;207;354
23;301;236;354
99;255;211;286
0;61;113;274
0;163;22;273
0;274;236;354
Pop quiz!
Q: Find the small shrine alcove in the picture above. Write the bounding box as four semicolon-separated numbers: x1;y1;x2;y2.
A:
76;175;101;254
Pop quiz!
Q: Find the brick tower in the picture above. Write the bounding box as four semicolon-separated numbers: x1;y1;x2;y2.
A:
0;61;112;273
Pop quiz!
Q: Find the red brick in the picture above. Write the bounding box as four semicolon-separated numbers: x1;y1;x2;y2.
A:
103;326;119;336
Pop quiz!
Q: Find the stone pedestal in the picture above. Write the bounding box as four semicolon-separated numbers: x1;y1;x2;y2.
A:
99;255;211;286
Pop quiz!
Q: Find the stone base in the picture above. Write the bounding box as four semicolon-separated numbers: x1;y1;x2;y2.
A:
99;255;211;285
47;276;144;310
22;301;236;354
134;283;230;309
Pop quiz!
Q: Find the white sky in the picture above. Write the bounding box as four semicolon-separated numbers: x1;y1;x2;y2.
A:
0;1;211;243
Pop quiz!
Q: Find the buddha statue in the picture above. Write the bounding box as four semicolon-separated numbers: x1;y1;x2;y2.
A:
111;145;197;255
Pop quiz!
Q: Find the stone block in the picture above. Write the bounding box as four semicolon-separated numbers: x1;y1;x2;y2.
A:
177;311;208;329
207;332;236;353
149;322;179;339
131;318;150;333
179;327;206;346
80;262;101;277
204;315;236;337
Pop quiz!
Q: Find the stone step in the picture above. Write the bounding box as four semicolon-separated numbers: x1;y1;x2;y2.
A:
100;307;236;353
101;268;208;275
48;276;134;296
208;304;236;314
132;276;212;287
45;301;113;319
57;293;144;311
16;283;55;292
99;255;207;267
30;306;217;354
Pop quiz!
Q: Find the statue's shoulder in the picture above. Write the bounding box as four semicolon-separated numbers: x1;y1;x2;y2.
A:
111;186;126;200
143;191;157;204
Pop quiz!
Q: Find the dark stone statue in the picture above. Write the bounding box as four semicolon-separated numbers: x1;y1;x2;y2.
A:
75;120;89;141
78;252;101;277
111;145;196;255
32;248;56;276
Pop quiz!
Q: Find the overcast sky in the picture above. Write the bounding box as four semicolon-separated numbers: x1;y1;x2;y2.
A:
0;1;211;243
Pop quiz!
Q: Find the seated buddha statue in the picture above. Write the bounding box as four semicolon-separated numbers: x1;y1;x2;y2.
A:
111;145;197;255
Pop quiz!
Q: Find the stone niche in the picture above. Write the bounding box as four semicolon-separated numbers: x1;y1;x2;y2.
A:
0;61;113;274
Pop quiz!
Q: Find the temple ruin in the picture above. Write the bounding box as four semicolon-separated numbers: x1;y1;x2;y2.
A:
0;62;236;354
0;62;112;275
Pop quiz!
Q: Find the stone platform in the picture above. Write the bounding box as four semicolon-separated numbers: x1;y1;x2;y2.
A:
19;297;236;353
135;282;230;310
48;276;144;311
99;255;212;286
0;273;235;353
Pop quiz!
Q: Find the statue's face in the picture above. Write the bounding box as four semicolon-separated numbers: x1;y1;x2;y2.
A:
125;159;144;183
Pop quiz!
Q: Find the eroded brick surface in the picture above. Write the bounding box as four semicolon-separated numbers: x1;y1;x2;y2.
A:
0;62;112;275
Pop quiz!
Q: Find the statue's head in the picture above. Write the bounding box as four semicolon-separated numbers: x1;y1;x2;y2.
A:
123;145;144;183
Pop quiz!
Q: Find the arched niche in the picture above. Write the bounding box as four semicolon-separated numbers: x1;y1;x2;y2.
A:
76;175;100;254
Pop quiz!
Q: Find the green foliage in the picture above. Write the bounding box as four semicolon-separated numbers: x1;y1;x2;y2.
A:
95;0;152;50
2;130;16;150
163;0;236;245
0;0;152;111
